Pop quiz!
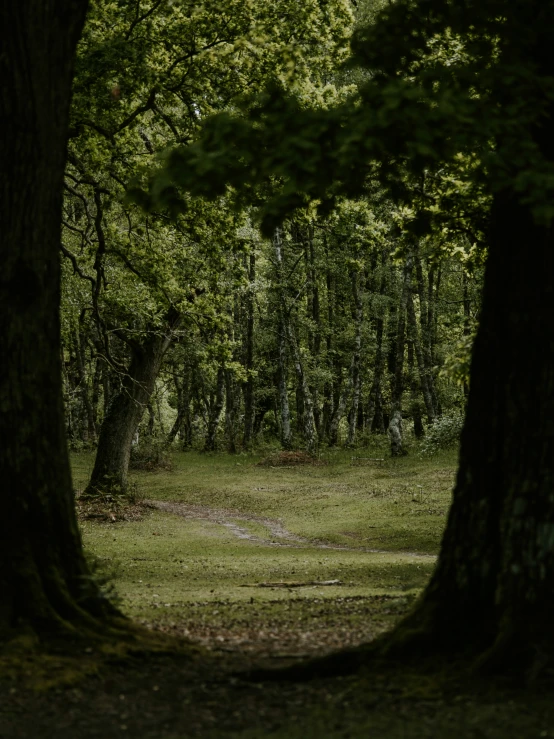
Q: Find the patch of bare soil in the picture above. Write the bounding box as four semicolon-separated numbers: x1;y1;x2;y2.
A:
257;450;328;467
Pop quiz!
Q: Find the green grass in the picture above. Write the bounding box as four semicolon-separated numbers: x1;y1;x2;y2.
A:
75;448;456;648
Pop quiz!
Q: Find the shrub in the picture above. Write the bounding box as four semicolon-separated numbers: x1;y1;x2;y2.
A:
419;412;464;456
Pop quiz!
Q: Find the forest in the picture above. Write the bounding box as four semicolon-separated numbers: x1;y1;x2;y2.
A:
1;0;554;737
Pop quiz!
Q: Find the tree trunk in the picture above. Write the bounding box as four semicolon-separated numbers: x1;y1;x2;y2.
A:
328;379;347;447
287;321;317;455
86;320;178;495
387;256;412;456
367;256;388;434
273;227;292;449
0;0;123;638
242;251;256;449
225;368;239;453
396;187;554;667
408;340;424;439
416;256;440;418
347;270;363;446
203;365;225;452
407;292;436;424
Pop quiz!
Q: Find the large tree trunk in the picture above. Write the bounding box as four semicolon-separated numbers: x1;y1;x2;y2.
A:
86;322;178;495
0;0;122;638
396;190;554;667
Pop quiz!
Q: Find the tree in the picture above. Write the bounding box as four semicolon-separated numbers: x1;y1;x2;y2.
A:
144;0;554;668
0;0;123;640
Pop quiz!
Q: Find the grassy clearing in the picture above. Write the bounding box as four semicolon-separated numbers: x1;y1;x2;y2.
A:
3;449;552;739
75;448;456;657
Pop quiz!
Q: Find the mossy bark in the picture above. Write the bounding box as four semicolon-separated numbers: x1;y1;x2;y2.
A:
87;326;178;495
390;189;554;668
0;0;121;639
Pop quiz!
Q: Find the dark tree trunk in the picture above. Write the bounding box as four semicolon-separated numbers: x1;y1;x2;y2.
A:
225;368;239;453
0;0;122;638
398;188;554;666
462;269;471;399
86;320;178;495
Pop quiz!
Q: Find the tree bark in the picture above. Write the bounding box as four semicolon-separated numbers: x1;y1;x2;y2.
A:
387;256;412;456
347;270;363;446
203;365;225;452
287;321;317;455
273;227;292;449
367;255;388;434
86;317;179;495
396;187;554;667
0;0;123;638
407;292;436;424
242;251;256;449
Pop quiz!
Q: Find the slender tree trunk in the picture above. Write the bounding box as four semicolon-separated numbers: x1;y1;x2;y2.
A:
367;255;388;433
462;269;471;399
242;252;256;449
273;227;292;449
204;366;225;452
0;0;123;637
407;292;436;424
73;329;97;442
225;368;239;453
287;321;317;455
328;379;347;446
408;340;425;438
347;270;363;446
416;256;440;417
388;256;412;456
86;317;179;495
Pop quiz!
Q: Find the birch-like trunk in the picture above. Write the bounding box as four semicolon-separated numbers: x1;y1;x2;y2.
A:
273;227;292;449
242;252;256;449
407;291;437;424
387;256;412;456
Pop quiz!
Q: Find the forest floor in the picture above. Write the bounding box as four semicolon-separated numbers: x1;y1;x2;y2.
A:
1;446;553;738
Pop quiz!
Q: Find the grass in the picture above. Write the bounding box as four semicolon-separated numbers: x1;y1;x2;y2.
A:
76;448;456;653
3;447;553;739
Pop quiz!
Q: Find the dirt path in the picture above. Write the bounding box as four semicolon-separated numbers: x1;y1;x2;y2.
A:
146;500;435;560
